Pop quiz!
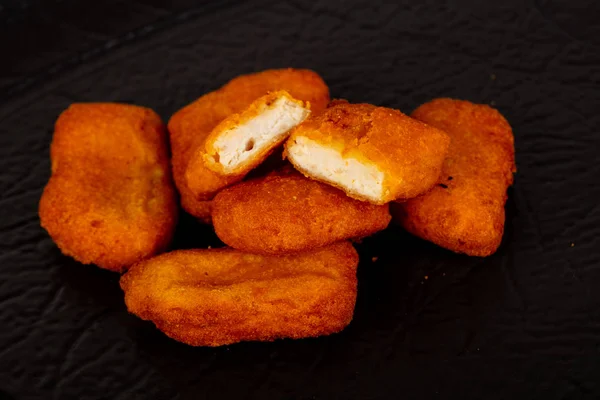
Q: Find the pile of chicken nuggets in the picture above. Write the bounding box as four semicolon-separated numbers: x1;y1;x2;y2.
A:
39;68;515;347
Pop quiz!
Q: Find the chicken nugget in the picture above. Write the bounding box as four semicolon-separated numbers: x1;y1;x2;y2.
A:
212;171;391;254
39;104;178;272
120;242;358;346
285;100;450;204
168;68;330;221
392;98;516;256
168;92;237;222
202;91;310;176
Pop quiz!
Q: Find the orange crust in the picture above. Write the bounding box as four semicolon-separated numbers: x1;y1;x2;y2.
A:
202;90;309;176
39;104;178;272
392;98;516;257
120;242;358;346
167;68;330;218
168;91;241;219
211;170;391;254
285;100;450;204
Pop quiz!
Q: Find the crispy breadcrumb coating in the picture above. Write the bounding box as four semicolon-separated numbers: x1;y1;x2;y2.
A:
212;170;391;254
39;103;178;272
392;98;516;256
120;242;358;346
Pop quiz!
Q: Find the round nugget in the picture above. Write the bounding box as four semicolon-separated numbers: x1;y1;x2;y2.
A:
212;171;391;254
39;104;178;272
120;242;358;346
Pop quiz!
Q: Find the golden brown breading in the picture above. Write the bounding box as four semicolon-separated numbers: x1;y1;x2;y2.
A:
212;171;391;254
39;104;178;272
285;100;450;204
202;90;310;176
120;242;358;346
392;98;516;256
168;91;239;221
186;148;289;225
167;68;330;221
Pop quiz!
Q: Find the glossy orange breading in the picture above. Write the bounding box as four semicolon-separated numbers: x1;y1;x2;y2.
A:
39;104;178;272
392;98;516;256
167;68;330;221
120;242;358;346
285;100;450;204
212;170;391;254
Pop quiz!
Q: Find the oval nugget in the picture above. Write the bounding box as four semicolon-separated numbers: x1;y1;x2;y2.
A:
212;171;391;254
392;98;516;256
39;103;178;272
167;68;330;222
120;242;358;346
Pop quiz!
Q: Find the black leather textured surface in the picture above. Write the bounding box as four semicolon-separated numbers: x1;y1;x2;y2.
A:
1;1;600;399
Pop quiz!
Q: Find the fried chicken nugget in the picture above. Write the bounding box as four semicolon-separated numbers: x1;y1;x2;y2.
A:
392;98;516;256
212;170;391;254
168;69;330;221
120;242;358;346
285;100;450;204
202;90;310;176
39;104;178;272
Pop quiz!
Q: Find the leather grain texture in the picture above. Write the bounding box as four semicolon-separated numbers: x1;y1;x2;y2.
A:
1;0;599;399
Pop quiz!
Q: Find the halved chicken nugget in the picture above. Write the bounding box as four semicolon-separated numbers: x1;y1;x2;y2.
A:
285;100;450;204
212;170;391;254
168;68;330;221
202;91;310;176
39;104;178;272
392;98;516;256
120;242;358;346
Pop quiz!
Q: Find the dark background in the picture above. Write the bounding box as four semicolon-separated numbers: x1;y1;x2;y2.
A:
1;0;600;399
